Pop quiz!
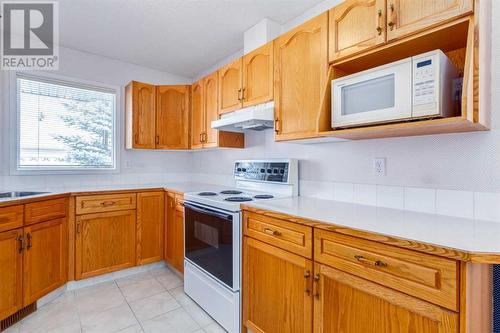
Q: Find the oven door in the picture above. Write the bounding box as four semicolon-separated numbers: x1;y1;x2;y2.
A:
184;202;239;291
332;58;413;128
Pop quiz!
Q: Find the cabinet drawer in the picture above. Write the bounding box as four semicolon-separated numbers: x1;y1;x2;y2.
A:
25;198;67;226
0;205;24;232
76;194;136;215
243;211;312;258
314;229;459;311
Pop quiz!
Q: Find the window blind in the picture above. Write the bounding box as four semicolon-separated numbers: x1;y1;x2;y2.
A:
16;74;116;170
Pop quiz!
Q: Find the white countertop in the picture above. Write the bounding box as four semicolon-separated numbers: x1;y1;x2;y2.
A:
0;182;217;204
244;196;500;254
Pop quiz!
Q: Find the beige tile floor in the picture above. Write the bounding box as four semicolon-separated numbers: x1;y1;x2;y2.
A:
4;266;227;333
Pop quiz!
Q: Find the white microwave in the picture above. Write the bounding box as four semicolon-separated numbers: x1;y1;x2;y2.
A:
332;50;460;128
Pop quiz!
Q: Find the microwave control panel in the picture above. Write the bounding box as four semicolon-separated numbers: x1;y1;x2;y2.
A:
413;56;436;106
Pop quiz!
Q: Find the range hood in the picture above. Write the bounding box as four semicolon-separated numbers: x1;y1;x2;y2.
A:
211;102;275;132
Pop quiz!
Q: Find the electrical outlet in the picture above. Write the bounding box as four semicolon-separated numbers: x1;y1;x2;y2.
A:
373;158;386;176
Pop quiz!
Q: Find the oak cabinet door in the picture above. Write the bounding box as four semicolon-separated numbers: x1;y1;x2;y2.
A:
0;229;23;320
203;72;219;147
219;59;242;114
172;208;184;273
23;218;67;305
329;0;386;62
76;210;136;280
243;237;313;333
387;0;473;41
313;263;458;333
191;80;205;149
242;42;274;108
274;13;328;141
156;85;190;149
137;192;164;265
165;193;184;273
126;81;156;149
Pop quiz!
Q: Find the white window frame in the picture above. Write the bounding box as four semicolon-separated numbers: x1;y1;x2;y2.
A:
9;71;121;175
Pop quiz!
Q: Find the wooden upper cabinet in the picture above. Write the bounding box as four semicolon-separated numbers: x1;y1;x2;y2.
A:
23;218;67;305
274;13;328;141
156;85;190;149
314;263;458;333
137;192;164;265
76;210;136;280
219;58;243;114
0;229;23;320
203;71;219;147
242;42;274;107
126;81;156;149
386;0;473;41
329;0;386;62
191;80;205;149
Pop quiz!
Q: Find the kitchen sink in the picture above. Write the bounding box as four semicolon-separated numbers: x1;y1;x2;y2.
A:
0;191;49;199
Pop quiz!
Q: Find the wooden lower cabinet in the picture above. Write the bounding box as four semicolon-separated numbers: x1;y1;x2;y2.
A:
242;210;460;333
314;263;458;333
243;237;313;333
23;218;67;305
0;229;23;319
76;210;136;279
137;192;164;265
165;192;184;273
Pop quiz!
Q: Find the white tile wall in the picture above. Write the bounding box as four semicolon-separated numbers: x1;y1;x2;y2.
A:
436;190;474;219
404;187;436;214
376;185;404;209
234;178;500;223
474;192;500;222
333;182;354;202
353;184;377;206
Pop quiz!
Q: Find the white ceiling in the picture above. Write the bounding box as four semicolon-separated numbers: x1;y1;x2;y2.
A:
58;0;326;78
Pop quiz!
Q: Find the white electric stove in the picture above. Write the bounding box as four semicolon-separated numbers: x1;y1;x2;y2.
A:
183;159;298;333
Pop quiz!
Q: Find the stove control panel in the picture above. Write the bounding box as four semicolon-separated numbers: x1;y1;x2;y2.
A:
234;161;289;183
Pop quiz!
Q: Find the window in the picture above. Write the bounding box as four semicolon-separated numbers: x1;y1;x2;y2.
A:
16;74;117;171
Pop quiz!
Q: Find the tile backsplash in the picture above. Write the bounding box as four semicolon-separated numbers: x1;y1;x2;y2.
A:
300;179;500;223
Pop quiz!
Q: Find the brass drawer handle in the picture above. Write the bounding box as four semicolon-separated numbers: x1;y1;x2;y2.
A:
388;3;395;31
313;274;320;299
101;201;117;207
263;228;281;237
354;255;388;267
26;233;32;250
304;270;311;295
17;235;24;253
376;9;383;35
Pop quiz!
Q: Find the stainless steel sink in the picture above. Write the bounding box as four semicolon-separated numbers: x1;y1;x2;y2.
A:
0;191;49;199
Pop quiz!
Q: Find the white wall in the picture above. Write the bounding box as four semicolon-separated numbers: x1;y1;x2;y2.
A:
0;46;194;190
191;0;500;194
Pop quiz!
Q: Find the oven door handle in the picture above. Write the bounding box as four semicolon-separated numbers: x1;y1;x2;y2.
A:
184;202;233;221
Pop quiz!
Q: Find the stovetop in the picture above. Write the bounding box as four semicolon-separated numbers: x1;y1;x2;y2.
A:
184;188;287;212
184;160;298;212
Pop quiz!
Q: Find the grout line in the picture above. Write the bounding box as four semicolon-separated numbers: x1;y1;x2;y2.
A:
115;278;146;332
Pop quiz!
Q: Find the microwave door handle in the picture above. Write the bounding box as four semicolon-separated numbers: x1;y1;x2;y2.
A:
184;203;233;221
